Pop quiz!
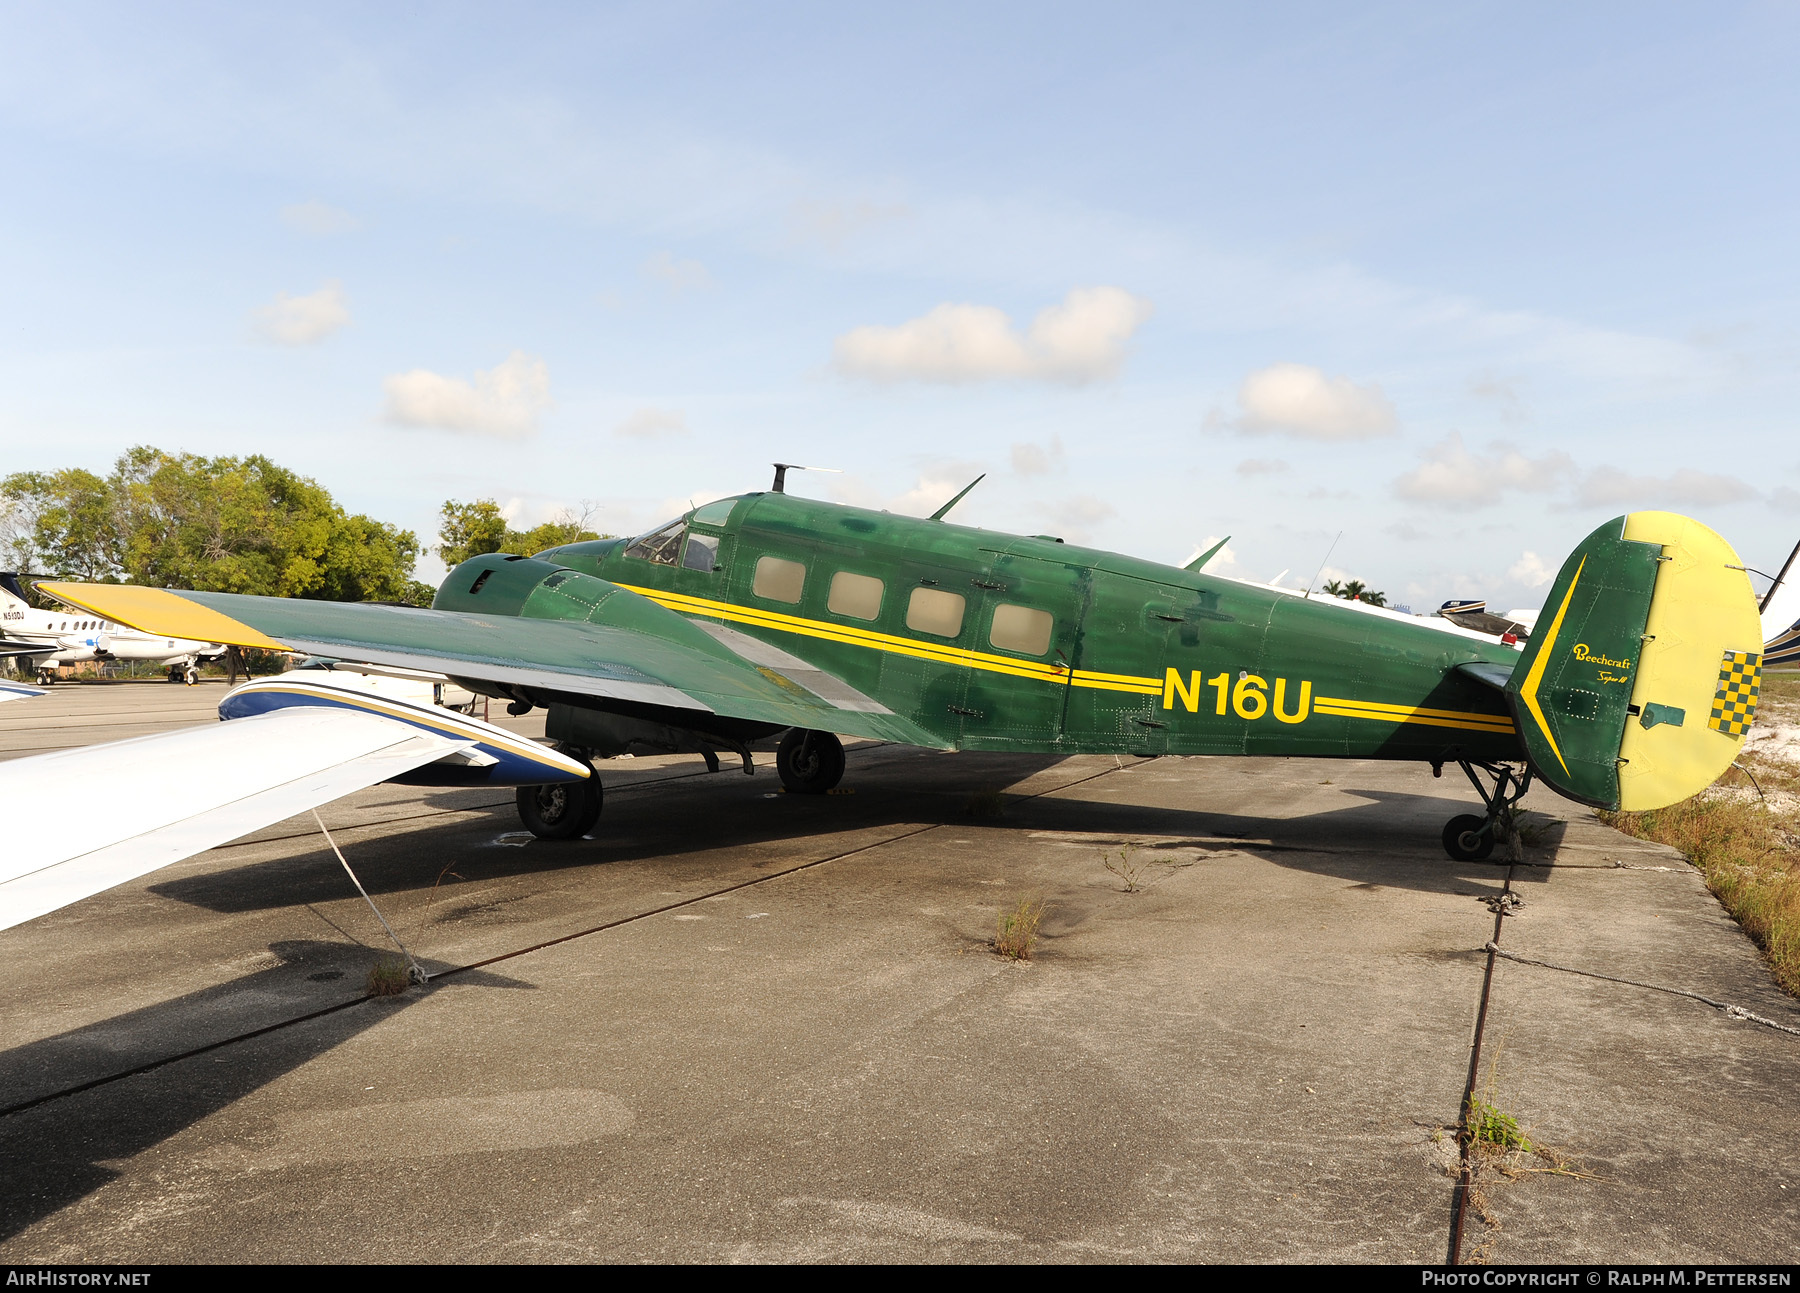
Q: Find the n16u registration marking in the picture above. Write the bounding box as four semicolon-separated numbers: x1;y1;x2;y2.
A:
1162;668;1311;723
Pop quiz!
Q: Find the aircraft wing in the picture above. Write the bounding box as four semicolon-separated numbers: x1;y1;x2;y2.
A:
0;638;47;657
0;707;465;932
1763;548;1800;667
40;580;953;749
0;680;46;702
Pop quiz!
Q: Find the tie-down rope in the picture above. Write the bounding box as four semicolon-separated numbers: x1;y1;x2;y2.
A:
313;809;426;985
1485;942;1800;1038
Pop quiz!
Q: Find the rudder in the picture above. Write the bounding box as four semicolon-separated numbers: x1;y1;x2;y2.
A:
1504;512;1763;811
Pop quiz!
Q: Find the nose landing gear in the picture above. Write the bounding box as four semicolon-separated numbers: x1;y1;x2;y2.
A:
1435;755;1532;862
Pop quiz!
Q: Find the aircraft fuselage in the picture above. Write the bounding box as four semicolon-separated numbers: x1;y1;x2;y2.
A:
507;491;1526;764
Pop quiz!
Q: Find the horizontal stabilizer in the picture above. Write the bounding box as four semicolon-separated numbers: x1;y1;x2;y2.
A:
0;708;464;932
1455;662;1513;691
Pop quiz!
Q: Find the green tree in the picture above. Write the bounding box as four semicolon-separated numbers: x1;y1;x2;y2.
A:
436;500;511;567
437;498;608;567
0;467;122;580
2;446;432;604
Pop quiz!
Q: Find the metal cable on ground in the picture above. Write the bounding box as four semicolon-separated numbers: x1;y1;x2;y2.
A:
1484;942;1800;1038
1447;864;1514;1267
312;810;425;985
0;758;1131;1120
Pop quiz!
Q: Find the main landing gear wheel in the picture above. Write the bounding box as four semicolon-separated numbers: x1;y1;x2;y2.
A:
777;729;845;794
516;764;603;840
1442;814;1494;862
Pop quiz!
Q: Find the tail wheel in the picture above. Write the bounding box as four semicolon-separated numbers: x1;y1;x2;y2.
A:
777;729;845;794
1443;814;1495;862
516;764;603;840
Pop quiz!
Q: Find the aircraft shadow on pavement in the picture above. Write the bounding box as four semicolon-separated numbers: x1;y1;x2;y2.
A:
150;751;1526;916
0;940;529;1243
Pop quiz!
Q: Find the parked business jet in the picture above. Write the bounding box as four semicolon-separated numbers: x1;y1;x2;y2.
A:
1;574;225;684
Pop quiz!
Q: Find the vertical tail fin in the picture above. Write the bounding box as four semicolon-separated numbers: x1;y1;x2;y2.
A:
1504;512;1763;811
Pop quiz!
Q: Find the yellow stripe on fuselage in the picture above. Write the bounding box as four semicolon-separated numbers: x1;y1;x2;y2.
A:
1313;695;1516;734
617;582;1515;733
616;582;1164;694
37;583;291;651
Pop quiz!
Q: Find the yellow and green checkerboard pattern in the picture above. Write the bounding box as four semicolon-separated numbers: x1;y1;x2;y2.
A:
1707;650;1762;738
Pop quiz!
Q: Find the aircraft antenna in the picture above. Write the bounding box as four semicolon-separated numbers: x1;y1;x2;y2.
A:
770;463;842;493
1303;532;1343;600
1183;536;1230;573
929;474;986;521
1761;538;1800;613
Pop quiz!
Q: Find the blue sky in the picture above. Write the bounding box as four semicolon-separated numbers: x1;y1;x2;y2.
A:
2;2;1796;607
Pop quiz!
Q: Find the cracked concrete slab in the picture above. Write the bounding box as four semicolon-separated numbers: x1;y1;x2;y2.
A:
0;681;1795;1262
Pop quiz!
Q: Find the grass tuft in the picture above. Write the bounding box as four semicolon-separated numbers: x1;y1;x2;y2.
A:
994;896;1048;960
366;954;411;997
1465;1097;1532;1154
1601;793;1800;998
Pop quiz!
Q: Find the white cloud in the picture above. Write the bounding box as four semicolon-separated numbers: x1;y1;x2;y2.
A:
1506;551;1555;588
1010;437;1065;477
280;200;359;235
1036;494;1116;544
614;407;688;439
1235;458;1289;477
1393;433;1574;506
1469;372;1527;424
833;286;1153;384
791;199;911;248
383;351;552;438
1233;363;1397;439
1576;467;1758;508
643;251;711;292
251;281;350;345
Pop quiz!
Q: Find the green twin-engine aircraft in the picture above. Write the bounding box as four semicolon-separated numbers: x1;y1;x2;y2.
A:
40;468;1767;872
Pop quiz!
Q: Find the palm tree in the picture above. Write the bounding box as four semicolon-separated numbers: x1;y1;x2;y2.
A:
1320;578;1388;607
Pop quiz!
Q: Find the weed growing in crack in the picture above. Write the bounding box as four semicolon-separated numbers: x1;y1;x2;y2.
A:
1465;1097;1532;1153
367;955;410;997
994;897;1048;960
1102;845;1143;893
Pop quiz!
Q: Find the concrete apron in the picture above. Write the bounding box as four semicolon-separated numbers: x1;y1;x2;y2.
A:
1;740;1796;1262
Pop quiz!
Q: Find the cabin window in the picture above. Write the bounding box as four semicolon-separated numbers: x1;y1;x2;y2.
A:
691;497;736;526
828;571;883;621
906;587;965;638
990;604;1053;656
624;519;686;565
682;532;720;572
753;556;806;603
